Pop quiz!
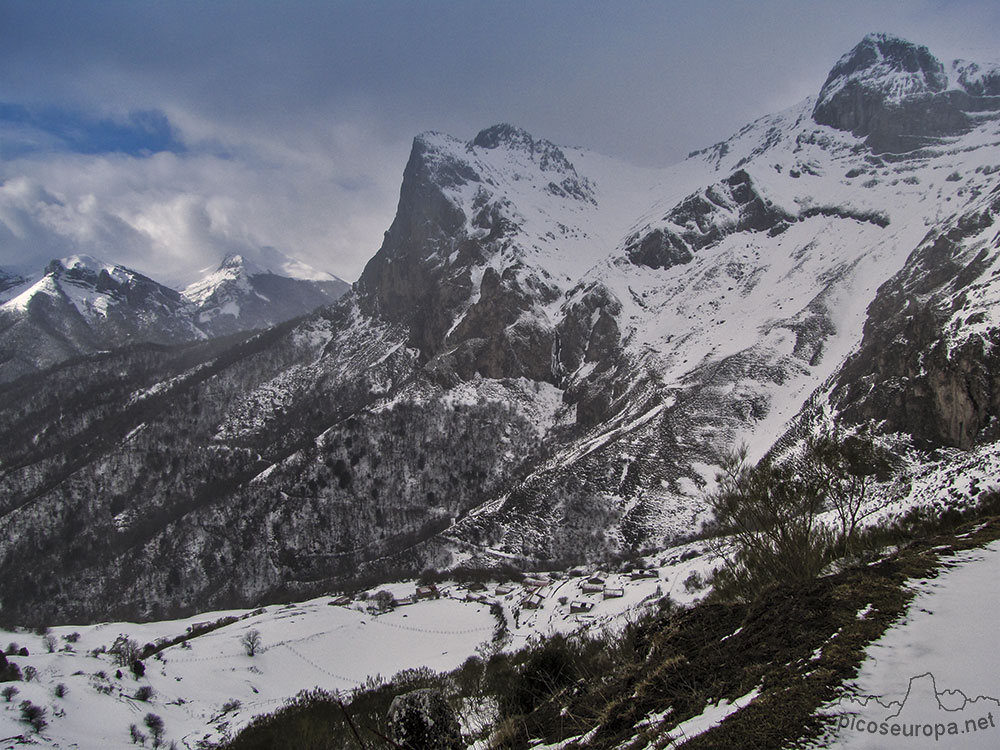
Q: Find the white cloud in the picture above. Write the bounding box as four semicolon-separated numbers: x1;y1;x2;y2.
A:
0;123;407;285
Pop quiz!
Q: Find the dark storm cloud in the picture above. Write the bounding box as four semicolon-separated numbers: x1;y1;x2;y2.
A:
10;0;995;162
1;0;998;283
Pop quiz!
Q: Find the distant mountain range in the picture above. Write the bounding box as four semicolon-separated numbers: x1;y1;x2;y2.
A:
0;251;349;382
2;33;1000;625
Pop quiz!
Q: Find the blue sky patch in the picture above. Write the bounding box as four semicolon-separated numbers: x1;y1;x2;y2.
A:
0;103;185;158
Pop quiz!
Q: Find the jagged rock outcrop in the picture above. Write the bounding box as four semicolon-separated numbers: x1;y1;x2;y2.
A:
445;265;557;382
554;282;623;377
623;170;795;270
355;125;587;380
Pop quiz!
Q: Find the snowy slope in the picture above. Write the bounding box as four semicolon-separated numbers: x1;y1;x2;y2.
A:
821;542;1000;749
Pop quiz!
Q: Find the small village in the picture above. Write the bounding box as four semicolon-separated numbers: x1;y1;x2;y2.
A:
339;544;715;644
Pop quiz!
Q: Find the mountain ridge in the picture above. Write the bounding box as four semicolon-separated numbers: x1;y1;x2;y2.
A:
2;33;1000;624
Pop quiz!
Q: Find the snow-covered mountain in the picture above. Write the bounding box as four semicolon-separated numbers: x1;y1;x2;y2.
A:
2;33;1000;625
0;251;349;382
0;255;197;382
183;250;350;338
812;32;1000;152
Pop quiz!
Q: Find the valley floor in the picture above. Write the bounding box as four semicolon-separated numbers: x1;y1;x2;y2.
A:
0;547;714;749
3;478;999;749
0;597;495;748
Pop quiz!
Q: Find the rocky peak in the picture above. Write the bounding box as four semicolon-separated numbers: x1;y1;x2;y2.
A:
470;123;577;174
212;252;274;280
822;33;946;101
355;122;600;378
218;252;250;271
811;33;1000;153
42;255;161;298
471;123;534;150
355;134;484;356
812;34;947;136
407;132;481;192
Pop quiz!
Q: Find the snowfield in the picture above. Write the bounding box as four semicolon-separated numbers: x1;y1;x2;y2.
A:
821;541;1000;749
0;552;718;749
0;596;494;748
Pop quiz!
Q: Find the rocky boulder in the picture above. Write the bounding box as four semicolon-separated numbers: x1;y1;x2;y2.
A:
387;688;463;750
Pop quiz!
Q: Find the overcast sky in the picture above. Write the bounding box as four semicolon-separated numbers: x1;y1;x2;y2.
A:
2;0;999;286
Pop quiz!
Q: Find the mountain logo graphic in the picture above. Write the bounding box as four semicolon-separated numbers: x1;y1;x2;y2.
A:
832;672;1000;747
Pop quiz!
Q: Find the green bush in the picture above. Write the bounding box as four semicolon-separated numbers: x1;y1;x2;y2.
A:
707;446;835;602
706;431;891;602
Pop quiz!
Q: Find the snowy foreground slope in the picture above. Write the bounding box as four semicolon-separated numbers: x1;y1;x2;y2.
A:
820;541;1000;749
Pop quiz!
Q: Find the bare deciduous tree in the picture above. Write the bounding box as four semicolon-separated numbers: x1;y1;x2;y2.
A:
240;629;262;657
109;635;141;668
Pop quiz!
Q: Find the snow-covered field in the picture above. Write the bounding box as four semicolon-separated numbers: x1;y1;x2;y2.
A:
0;547;718;749
0;595;493;748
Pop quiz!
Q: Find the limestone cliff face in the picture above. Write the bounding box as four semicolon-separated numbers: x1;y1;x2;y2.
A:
355;133;482;359
444;265;557;383
830;193;1000;449
554;282;623;376
355;125;593;384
